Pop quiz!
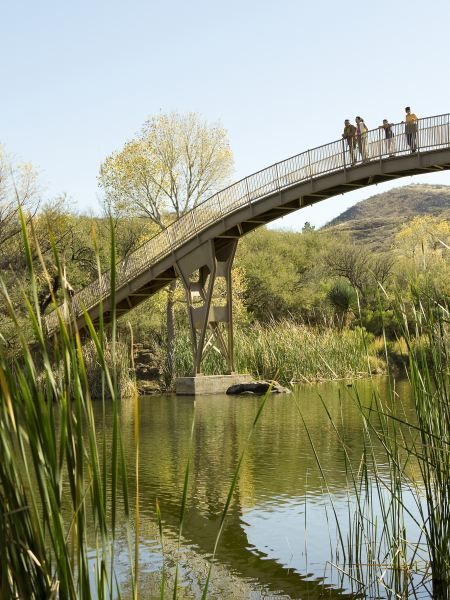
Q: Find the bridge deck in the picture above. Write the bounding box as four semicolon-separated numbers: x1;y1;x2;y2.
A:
45;113;450;334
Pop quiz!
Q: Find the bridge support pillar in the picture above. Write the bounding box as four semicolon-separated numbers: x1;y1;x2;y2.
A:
175;239;237;376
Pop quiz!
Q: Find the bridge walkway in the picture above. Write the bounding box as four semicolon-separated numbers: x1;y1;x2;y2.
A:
45;113;450;371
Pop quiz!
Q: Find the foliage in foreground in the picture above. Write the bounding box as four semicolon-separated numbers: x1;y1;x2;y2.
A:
306;295;450;598
0;217;137;599
0;216;268;600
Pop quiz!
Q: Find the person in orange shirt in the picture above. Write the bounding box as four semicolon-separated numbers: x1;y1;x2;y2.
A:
404;106;418;153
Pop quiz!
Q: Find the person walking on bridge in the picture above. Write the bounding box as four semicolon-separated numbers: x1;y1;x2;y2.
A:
342;119;356;165
355;116;369;161
404;106;418;152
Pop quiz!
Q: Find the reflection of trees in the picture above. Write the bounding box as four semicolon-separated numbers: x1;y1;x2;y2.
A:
96;379;417;597
117;378;418;514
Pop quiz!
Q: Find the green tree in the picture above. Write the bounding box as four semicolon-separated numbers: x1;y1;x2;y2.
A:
326;280;356;330
98;112;234;384
325;242;393;302
236;227;333;322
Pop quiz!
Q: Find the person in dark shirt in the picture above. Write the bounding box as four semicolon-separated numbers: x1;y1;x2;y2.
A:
380;119;395;156
342;119;356;165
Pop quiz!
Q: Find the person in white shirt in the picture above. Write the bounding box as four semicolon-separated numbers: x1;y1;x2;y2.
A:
355;116;369;161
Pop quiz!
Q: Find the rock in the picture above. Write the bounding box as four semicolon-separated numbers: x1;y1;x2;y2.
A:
133;343;163;393
134;364;160;381
227;382;270;395
136;379;161;395
226;380;291;395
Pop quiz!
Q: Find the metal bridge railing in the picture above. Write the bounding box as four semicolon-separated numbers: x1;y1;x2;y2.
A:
45;113;450;333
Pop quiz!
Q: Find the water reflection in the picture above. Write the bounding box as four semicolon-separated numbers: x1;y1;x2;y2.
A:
93;377;421;598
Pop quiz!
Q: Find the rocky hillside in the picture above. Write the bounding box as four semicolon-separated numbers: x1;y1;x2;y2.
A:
324;184;450;250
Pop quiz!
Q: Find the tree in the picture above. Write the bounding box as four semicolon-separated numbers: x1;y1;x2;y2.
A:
98;112;234;383
393;215;450;303
394;215;450;264
99;112;233;223
326;280;356;330
325;242;393;301
302;221;315;233
0;145;40;255
235;227;334;323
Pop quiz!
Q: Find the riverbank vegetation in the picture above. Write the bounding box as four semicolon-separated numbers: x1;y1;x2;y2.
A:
174;321;384;384
1;138;449;388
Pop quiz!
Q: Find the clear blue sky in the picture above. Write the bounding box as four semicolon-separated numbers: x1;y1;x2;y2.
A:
2;0;450;229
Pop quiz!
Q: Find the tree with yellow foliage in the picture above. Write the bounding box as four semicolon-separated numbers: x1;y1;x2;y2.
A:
393;215;450;303
98;112;234;383
0;144;40;252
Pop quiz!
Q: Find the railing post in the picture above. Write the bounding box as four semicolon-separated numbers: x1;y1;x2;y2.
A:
378;127;383;165
216;192;224;217
341;139;347;172
274;163;281;191
417;117;421;155
245;177;251;205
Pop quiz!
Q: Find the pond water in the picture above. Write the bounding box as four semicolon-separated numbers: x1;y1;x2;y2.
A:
92;377;432;599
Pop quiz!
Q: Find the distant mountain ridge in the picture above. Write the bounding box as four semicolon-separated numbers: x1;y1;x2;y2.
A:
324;184;450;250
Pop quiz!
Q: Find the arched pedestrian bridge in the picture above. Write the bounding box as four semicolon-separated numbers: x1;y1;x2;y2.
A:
45;113;450;374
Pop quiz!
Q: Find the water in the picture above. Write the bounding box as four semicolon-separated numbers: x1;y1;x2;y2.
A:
92;377;431;598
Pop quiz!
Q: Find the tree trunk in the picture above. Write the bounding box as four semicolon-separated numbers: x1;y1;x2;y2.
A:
164;280;177;388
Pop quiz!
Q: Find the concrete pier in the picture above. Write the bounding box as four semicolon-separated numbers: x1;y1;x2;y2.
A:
175;373;253;396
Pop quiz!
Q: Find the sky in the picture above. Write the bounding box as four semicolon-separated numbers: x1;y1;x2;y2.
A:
2;0;450;230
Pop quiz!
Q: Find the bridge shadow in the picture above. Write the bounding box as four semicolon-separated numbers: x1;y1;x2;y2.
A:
152;494;356;599
115;393;375;598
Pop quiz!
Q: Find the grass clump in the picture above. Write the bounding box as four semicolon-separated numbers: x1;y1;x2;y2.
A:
82;336;134;399
173;320;383;384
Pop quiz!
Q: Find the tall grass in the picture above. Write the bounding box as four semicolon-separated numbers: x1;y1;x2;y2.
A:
401;296;450;597
174;320;383;383
0;214;136;599
305;293;450;598
82;337;134;399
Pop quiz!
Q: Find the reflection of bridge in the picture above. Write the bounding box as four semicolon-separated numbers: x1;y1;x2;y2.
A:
45;114;450;373
124;394;359;598
152;497;354;599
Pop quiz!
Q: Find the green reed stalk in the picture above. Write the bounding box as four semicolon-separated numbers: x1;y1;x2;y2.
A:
0;212;136;598
171;412;195;599
400;296;450;597
155;499;166;600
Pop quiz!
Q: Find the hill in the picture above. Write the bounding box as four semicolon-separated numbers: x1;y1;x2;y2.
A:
324;184;450;250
